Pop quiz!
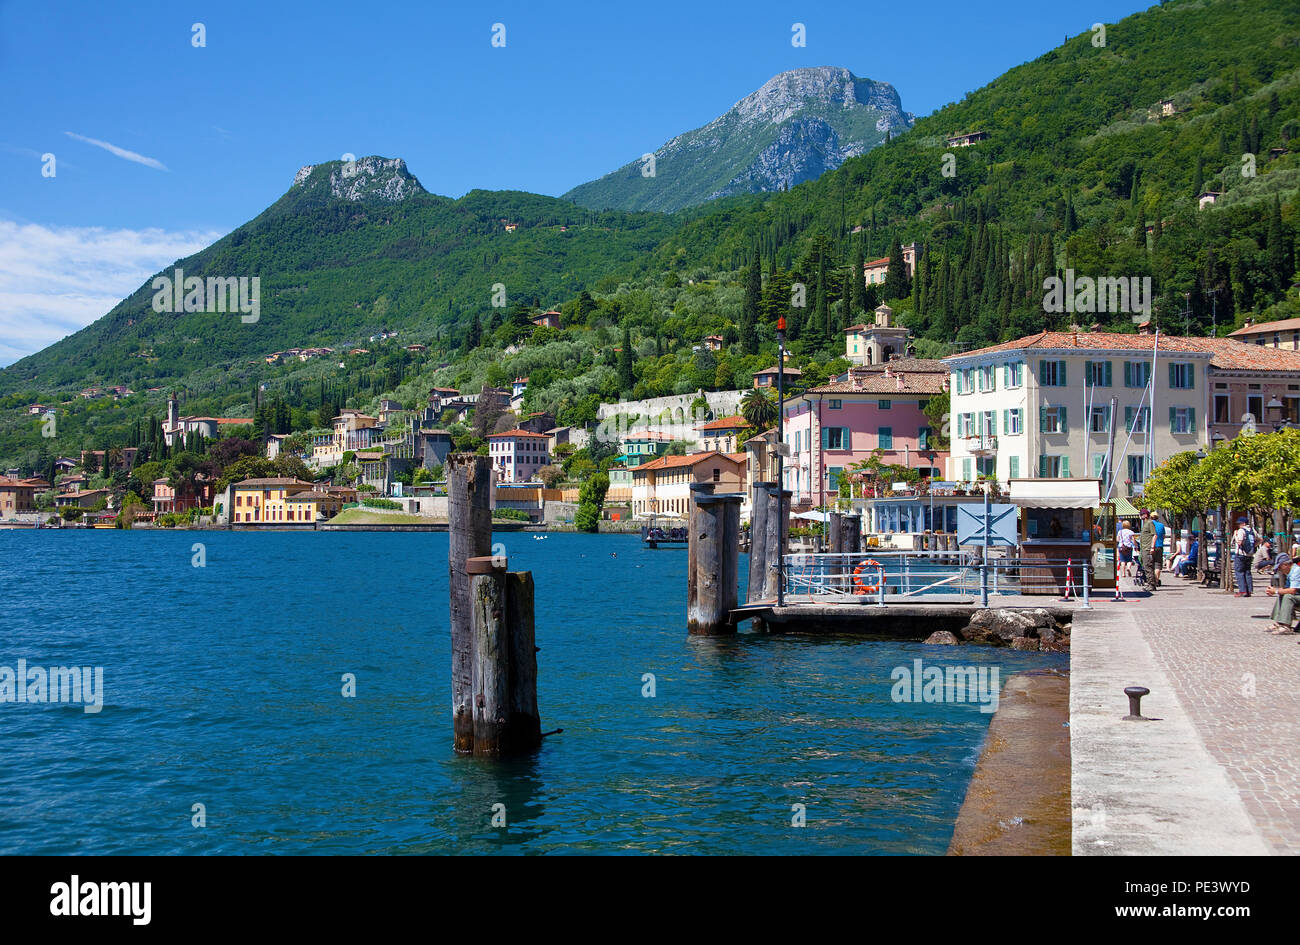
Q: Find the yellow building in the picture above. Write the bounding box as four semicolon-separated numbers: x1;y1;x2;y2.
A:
631;452;746;518
230;478;353;524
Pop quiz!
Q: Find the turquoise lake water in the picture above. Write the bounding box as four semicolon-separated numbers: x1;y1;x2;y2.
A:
0;530;1063;855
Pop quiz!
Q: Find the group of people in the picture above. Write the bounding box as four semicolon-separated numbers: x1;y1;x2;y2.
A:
1115;509;1167;590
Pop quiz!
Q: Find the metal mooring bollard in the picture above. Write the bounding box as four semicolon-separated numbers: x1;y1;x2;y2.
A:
1123;686;1151;721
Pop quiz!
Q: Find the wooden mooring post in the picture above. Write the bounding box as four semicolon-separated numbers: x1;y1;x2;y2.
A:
761;485;791;602
467;556;542;756
448;453;547;756
687;483;742;635
746;480;774;603
842;512;862;558
448;453;492;753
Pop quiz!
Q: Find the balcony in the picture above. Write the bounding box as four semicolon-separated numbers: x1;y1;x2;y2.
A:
963;434;998;457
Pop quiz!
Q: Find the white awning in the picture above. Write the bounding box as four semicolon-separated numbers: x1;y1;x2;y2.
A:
1007;477;1101;509
793;510;831;521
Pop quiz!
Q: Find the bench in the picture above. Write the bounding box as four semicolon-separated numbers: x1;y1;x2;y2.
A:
1200;567;1221;587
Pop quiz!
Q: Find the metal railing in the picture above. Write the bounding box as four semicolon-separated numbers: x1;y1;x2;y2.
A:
781;550;1092;607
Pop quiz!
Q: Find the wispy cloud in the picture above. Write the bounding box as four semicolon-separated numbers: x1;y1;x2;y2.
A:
0;220;223;366
63;132;167;171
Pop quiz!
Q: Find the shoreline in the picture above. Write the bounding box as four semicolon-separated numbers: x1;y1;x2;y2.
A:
947;669;1071;856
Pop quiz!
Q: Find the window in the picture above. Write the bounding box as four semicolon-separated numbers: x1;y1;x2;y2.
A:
712;468;721;482
1214;395;1230;423
1089;405;1111;433
1085;360;1112;387
828;466;843;491
957;368;973;394
822;427;849;450
1040;405;1067;434
1124;405;1150;433
1247;395;1263;424
1004;361;1023;388
1003;408;1023;435
979;365;996;391
958;413;973;437
878;399;891;409
1275;333;1281;348
981;411;996;438
1170;406;1196;434
1124;361;1151;389
1092;453;1110;483
1008;456;1020;478
1038;360;1067;386
1168;362;1195;389
828;399;842;409
918;426;931;449
1287;397;1300;424
1039;455;1070;478
878;427;893;449
1128;455;1148;485
976;457;996;476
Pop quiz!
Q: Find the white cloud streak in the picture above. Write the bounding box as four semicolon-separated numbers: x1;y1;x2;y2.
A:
0;220;223;366
64;132;168;171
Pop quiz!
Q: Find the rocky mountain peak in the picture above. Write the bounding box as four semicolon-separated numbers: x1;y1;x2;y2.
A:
291;156;425;202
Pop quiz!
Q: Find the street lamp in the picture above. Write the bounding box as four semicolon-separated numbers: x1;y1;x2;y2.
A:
776;316;786;608
1267;396;1285;432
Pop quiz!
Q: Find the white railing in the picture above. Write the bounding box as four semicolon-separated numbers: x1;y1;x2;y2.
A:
780;551;1091;606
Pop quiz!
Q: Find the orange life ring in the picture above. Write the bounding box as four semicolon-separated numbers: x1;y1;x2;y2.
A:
852;559;883;595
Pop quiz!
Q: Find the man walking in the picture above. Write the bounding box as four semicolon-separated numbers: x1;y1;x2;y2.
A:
1151;511;1166;588
1138;509;1158;590
1264;553;1300;633
1232;516;1257;598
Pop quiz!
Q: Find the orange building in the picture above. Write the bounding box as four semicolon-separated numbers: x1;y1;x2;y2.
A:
0;477;50;519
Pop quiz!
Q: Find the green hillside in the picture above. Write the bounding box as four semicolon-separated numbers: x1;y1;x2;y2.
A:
0;160;676;393
4;0;1300;478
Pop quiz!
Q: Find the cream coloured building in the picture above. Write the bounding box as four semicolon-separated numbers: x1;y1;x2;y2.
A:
943;332;1211;495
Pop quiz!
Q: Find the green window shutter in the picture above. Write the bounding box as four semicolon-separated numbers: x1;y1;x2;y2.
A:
1189;365;1195;389
1058;360;1067;386
1104;361;1112;386
1169;406;1176;433
1125;406;1134;431
1124;362;1133;387
1061;456;1070;478
1168;363;1176;387
1103;405;1111;430
1003;364;1009;387
1189;407;1196;430
821;428;829;449
1039;405;1048;432
879;427;893;449
1009;456;1019;478
1002;409;1008;434
963;458;972;480
1092;453;1102;477
842;427;851;448
1059;406;1067;433
1038;360;1048;384
1038;455;1047;477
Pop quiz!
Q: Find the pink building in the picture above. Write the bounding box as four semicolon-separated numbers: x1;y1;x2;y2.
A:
781;361;950;509
487;429;552;482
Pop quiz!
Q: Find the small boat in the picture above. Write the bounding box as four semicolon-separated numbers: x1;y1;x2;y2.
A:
534;534;548;541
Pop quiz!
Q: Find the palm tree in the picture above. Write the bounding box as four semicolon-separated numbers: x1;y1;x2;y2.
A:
741;388;778;431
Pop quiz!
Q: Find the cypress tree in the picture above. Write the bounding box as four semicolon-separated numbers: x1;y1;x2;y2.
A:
618;325;634;390
884;239;908;300
851;239;868;316
1267;196;1289;295
741;246;761;355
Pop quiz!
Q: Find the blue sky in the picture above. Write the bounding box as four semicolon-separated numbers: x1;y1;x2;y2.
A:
0;0;1150;364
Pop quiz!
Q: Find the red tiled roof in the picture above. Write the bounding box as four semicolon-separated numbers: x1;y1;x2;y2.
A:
697;415;750;431
232;478;315;487
1195;338;1300;371
634;451;744;472
753;365;802;376
946;331;1216;359
1229;318;1300;336
487;429;550;439
809;373;948;395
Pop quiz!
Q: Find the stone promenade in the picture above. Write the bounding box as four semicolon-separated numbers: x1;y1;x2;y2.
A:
1071;574;1299;855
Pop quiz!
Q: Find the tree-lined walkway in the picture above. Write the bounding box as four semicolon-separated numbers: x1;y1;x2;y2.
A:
1071;575;1299;854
